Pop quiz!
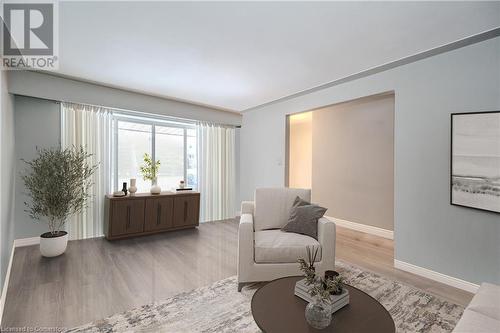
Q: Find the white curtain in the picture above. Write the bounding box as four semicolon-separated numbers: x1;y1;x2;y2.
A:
197;123;236;222
61;102;113;240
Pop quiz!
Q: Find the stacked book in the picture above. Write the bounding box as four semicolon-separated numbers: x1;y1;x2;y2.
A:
294;278;350;314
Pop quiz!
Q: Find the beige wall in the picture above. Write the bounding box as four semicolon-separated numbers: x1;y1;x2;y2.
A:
311;94;394;230
288;112;312;189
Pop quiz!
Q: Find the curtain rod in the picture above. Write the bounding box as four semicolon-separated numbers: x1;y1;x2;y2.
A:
13;93;241;128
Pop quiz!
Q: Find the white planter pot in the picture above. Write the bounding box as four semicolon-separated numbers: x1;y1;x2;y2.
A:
150;178;161;194
150;184;161;194
40;231;68;257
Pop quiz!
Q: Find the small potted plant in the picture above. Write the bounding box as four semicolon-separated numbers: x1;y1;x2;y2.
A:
21;146;97;257
140;153;161;194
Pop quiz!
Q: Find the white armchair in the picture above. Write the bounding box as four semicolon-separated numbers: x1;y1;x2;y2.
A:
237;188;336;291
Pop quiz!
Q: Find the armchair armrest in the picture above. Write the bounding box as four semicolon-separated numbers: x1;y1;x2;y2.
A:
238;213;255;285
241;201;254;215
317;217;336;271
238;214;254;254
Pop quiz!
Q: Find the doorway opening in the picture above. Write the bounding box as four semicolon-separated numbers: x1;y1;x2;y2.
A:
286;92;395;236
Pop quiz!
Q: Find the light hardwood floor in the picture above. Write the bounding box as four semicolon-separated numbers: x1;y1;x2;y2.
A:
335;226;473;306
2;220;473;330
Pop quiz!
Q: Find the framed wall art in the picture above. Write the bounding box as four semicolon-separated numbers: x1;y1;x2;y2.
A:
451;111;500;214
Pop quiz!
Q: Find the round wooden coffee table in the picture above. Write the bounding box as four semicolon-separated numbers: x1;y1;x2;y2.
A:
251;276;395;333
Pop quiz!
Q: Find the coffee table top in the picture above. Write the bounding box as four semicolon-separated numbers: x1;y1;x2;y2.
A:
251;276;395;333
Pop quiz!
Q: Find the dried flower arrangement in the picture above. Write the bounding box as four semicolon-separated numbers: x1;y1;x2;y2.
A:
298;245;344;304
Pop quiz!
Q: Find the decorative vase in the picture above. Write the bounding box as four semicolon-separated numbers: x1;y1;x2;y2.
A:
305;299;332;329
40;231;68;257
129;178;137;196
121;182;128;196
150;178;161;194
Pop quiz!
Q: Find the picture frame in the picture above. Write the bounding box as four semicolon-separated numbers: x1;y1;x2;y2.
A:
450;111;500;214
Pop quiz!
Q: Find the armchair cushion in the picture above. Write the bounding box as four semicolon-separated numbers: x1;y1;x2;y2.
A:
254;188;311;231
453;308;500;332
282;202;327;240
466;282;500;321
254;230;322;263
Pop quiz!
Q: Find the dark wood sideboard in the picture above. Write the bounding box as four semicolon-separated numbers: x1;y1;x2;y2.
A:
104;191;200;240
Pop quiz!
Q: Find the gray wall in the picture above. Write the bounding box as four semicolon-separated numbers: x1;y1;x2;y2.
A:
240;37;500;285
311;94;394;231
14;96;61;240
0;71;16;288
8;71;242;126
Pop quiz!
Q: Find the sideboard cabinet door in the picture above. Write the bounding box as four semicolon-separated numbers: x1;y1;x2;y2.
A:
173;195;200;227
145;197;174;232
111;199;145;236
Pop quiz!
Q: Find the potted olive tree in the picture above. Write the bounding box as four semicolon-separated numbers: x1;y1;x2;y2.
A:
21;146;97;257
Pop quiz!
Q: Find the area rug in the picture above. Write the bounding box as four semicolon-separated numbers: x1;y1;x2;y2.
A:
66;261;464;333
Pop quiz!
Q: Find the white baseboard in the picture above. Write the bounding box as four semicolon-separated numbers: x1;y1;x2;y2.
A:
0;236;40;324
394;259;479;293
325;216;393;240
13;236;39;247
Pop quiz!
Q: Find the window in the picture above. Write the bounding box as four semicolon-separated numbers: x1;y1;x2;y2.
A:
186;128;197;188
117;121;153;193
155;125;184;191
114;113;197;193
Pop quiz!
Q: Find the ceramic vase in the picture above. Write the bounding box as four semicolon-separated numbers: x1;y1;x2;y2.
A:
150;178;161;194
40;231;68;257
129;178;137;196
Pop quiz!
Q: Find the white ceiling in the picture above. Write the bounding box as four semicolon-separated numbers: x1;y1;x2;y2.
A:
57;1;500;112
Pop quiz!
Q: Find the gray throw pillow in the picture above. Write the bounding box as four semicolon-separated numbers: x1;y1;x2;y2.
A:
282;203;327;240
288;196;310;220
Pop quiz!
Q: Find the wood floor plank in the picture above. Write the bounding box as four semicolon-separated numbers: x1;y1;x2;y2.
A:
2;219;472;330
